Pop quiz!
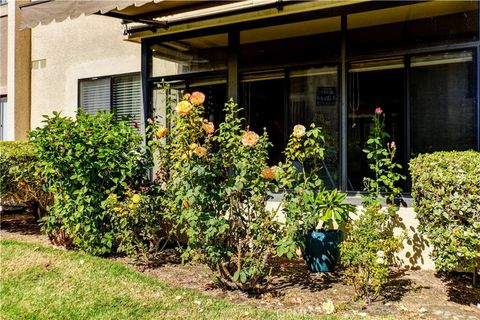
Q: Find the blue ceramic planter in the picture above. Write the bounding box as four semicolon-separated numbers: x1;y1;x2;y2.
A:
304;230;343;272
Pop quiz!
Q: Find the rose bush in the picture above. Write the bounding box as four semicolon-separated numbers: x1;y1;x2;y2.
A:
340;107;406;303
167;95;282;291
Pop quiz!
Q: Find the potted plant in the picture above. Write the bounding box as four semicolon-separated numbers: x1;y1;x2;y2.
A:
276;124;355;272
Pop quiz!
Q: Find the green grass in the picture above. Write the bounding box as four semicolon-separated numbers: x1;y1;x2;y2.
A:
0;240;340;320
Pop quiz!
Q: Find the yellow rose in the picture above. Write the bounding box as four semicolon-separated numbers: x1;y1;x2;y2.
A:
293;124;306;138
241;131;259;147
155;127;168;138
128;203;135;209
202;120;214;135
175;100;193;116
108;193;118;201
131;194;141;204
189;143;198;150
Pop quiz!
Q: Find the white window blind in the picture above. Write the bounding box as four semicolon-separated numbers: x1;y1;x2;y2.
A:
79;78;111;115
112;75;142;125
79;74;143;132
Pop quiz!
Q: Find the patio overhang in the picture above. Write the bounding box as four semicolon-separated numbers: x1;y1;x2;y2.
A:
19;0;241;29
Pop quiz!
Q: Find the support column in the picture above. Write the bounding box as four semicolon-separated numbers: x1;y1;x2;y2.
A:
227;30;239;102
340;14;348;192
6;0;31;141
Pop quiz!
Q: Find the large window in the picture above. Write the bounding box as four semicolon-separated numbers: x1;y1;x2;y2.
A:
144;1;479;193
79;74;143;131
411;51;477;154
347;58;406;191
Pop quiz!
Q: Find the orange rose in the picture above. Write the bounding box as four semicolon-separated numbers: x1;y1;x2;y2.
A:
155;127;168;138
194;146;207;157
175;100;192;116
242;131;259;147
261;167;276;180
202;120;214;135
189;91;205;105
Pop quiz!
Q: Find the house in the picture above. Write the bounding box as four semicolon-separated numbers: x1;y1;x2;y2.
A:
18;0;480;269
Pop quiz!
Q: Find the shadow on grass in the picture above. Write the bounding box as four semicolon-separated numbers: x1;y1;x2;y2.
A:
436;271;480;306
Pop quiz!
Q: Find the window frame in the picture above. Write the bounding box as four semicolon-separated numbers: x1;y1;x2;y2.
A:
77;72;143;129
141;2;480;199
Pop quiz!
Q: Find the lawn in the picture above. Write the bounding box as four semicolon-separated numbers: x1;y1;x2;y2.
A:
0;240;338;320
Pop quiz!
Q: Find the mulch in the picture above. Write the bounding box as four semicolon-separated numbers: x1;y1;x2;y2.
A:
1;211;479;320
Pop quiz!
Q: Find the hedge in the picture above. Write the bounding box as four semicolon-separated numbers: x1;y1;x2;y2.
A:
410;151;480;278
0;141;51;216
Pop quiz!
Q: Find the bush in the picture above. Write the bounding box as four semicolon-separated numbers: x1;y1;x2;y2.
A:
410;151;480;278
0;141;52;218
29;111;149;255
341;205;403;304
168;96;282;291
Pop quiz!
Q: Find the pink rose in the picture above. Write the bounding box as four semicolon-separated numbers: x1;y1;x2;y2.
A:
190;91;205;105
375;107;383;114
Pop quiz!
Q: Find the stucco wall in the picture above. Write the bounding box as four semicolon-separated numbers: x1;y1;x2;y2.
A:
30;14;141;130
265;201;435;270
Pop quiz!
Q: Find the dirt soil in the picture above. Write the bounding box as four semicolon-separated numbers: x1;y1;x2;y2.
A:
1;212;479;320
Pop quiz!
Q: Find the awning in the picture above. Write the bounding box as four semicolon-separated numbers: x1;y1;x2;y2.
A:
19;0;233;29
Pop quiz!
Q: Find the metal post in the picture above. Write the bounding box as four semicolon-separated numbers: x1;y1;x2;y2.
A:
228;30;239;102
340;15;348;192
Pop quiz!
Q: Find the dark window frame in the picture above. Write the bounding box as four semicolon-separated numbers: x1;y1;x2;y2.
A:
77;71;142;118
141;2;480;198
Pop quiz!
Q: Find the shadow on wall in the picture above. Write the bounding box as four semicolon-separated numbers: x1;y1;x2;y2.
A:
390;207;432;270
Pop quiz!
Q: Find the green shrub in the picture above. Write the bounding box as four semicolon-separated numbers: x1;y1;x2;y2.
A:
0;141;52;217
410;151;480;278
29;111;149;255
341;205;403;304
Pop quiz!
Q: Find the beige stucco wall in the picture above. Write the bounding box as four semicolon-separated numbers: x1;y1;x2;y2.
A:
30;14;141;130
266;201;435;270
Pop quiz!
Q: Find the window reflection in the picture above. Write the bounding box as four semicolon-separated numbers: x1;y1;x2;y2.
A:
411;50;477;154
289;67;339;188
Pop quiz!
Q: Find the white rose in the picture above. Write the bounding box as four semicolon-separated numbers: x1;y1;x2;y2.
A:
293;124;306;138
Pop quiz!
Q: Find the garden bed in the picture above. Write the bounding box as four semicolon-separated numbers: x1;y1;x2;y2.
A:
1;212;479;320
